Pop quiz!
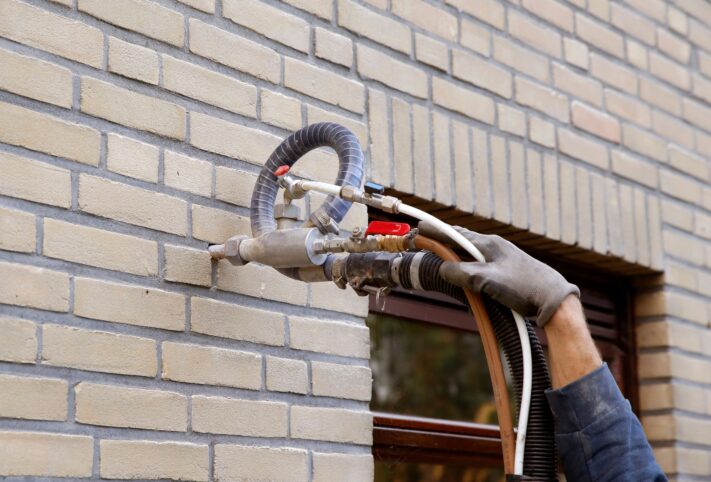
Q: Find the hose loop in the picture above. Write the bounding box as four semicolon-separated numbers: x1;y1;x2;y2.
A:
250;122;364;237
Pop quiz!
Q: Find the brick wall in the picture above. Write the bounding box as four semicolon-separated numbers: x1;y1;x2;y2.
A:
0;0;709;480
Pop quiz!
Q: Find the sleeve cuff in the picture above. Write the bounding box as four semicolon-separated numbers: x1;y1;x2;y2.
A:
544;363;626;434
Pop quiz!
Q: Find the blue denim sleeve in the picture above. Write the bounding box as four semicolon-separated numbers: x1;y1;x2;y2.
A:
545;364;667;482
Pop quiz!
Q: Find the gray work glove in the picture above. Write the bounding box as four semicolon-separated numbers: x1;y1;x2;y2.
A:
436;226;580;327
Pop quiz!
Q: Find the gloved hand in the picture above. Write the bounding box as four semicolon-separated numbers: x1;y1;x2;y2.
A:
434;226;579;327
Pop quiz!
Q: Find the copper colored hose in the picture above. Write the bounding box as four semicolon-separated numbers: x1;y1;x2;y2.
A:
414;235;516;474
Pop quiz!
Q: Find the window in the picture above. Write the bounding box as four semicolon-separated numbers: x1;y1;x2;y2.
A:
367;230;637;482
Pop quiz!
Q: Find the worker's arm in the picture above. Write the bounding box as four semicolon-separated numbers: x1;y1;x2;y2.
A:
438;228;667;482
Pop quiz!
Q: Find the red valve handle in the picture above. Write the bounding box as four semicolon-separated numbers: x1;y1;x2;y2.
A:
365;221;411;236
274;165;290;176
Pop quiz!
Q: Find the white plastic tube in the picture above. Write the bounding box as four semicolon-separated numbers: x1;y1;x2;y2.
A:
297;180;533;476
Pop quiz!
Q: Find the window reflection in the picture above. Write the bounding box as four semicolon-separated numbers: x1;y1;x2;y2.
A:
375;460;504;482
367;312;498;424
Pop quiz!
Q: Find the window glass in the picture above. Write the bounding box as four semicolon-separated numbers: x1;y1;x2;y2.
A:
368;312;498;424
375;460;504;482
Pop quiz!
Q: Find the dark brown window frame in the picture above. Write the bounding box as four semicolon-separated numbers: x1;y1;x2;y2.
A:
370;265;637;470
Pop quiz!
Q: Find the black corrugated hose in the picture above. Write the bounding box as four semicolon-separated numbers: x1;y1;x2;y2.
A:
398;252;558;481
250;122;363;237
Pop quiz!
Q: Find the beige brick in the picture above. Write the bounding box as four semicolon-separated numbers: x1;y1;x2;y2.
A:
108;37;159;85
668;6;688;35
164;244;211;287
217;260;308;305
416;33;448;71
311;361;371;401
509;10;561;58
576;13;624;58
313;453;374;482
571;101;620;143
640;77;681;115
683;97;711;132
522;0;573;31
191;296;283;345
309;280;370;317
587;0;610;20
260;90;302;131
493;35;549;82
699;51;711;78
305;104;368;147
163;55;256;117
0;317;36;363
42;324;157;376
611;4;656;45
433;77;495;125
100;440;208;481
553;63;602;106
223;0;309;52
79;0;184;46
392;0;457;41
472;127;492;218
75;277;184;330
392;97;413;192
590;172;607;252
662;199;694;231
338;0;410;54
0;261;68;312
164;150;212;197
190;111;279;164
214;445;308;482
289;316;369;358
692;72;711;104
660;169;702;205
663;229;705;265
76;382;187;431
177;0;214;12
497;103;525;138
460;19;490;57
626;39;648;70
191;204;250;245
0;152;72;208
314;27;353;67
669;145;708;181
558;128;609;169
283;0;331;19
214;167;255;208
0;47;72;108
574;165;592;249
515;77;569;122
106;133;159;182
44;219;158;276
0;0;103;67
453;49;511;98
49;0;72;6
563;38;589;70
0;206;35;253
79;174;188;235
605;178;623;256
0;374;66;421
611;150;658;188
162;341;261;389
192;395;287;436
652;110;694;150
452;121;473;211
649;51;690;90
189;19;280;83
81;77;186;140
604;89;651;128
266;356;308;394
687;18;711;51
623;0;666;22
0;431;93;477
284;58;365;114
357;44;427;99
412;104;432;201
529;116;556;148
291;406;372;444
368;88;391;187
446;0;504;29
0;101;100;166
658;28;691;64
590;54;637;94
622;124;667;162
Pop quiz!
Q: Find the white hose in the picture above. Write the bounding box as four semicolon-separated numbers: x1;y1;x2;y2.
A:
298;180;533;476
